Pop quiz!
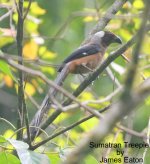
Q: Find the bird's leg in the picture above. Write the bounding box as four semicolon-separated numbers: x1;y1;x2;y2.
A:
79;73;87;78
79;63;94;79
81;63;94;72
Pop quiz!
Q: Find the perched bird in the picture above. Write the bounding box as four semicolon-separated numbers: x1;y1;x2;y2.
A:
29;31;122;138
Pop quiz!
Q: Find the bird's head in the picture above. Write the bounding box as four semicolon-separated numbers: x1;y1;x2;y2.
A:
91;31;122;47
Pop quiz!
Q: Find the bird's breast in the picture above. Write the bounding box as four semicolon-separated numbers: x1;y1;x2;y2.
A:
67;53;103;74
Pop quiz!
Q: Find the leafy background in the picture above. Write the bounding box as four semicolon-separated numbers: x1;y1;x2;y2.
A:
0;0;150;163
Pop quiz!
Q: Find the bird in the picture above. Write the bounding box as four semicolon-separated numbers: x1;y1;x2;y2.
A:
29;31;122;139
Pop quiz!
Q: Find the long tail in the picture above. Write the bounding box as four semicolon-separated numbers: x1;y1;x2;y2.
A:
29;65;70;138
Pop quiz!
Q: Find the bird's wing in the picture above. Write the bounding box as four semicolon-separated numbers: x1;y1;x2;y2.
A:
58;44;101;72
63;44;101;64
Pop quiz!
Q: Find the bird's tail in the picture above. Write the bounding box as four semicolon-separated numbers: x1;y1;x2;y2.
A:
29;65;70;138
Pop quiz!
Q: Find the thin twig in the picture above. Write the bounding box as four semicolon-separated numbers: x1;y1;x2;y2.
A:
23;0;32;21
0;117;16;130
0;53;103;119
0;53;60;68
61;86;122;112
123;3;150;94
121;54;146;80
31;101;149;150
10;126;49;139
0;8;13;22
142;117;150;164
25;92;40;109
63;29;142;106
64;1;150;162
36;28;146;139
31;106;110;150
16;0;31;146
82;0;127;44
106;67;121;88
29;0;130;138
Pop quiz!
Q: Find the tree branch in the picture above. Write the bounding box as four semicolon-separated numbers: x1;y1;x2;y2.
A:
23;0;32;21
64;1;150;162
35;0;129;138
64;78;150;163
31;106;110;150
83;0;127;44
35;29;143;139
0;53;103;119
16;0;25;140
16;0;33;146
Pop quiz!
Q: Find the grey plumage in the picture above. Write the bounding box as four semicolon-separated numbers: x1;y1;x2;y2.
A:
27;31;122;140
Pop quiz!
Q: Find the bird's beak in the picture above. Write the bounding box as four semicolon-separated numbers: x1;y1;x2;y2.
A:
114;36;122;44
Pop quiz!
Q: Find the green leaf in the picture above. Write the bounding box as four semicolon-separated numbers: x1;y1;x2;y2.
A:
16;150;50;164
0;135;7;143
0;50;17;82
133;0;144;9
0;152;20;164
84;155;99;164
47;154;60;164
7;139;29;149
7;139;50;164
0;60;12;76
0;37;14;47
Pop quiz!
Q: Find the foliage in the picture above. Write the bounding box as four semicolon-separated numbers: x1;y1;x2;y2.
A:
0;0;150;163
